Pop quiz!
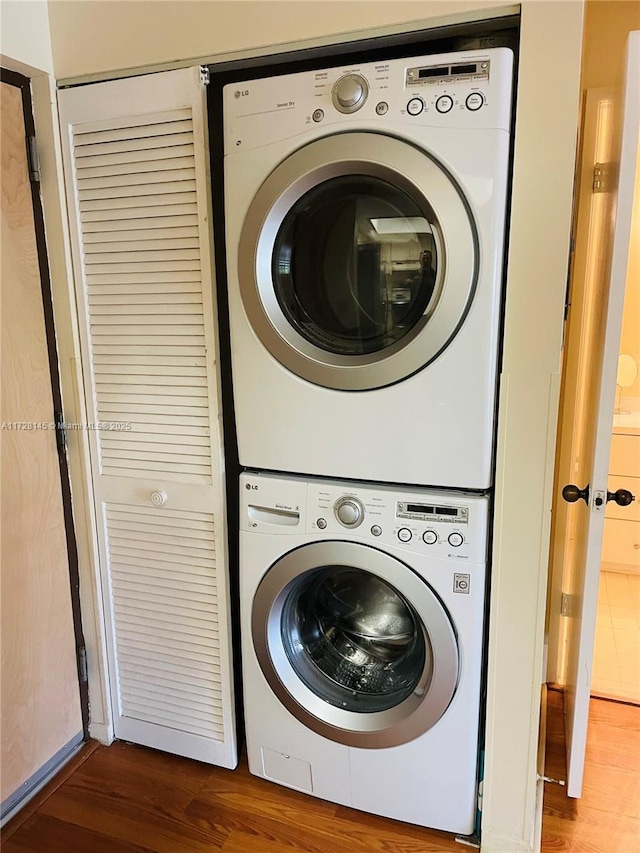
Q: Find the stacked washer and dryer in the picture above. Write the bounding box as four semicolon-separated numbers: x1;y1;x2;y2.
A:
222;48;513;836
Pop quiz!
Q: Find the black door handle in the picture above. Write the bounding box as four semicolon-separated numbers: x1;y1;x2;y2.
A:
562;484;590;504
607;488;635;507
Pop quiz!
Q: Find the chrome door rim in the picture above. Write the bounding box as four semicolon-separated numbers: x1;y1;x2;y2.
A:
252;540;460;748
238;131;479;390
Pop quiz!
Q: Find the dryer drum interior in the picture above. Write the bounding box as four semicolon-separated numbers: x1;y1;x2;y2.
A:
272;175;441;356
281;567;431;712
252;541;460;748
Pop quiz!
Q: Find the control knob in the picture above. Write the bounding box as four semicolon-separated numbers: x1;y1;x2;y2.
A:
332;74;369;113
334;495;365;528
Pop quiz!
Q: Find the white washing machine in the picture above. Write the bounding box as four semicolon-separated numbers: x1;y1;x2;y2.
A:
224;49;513;490
240;470;489;834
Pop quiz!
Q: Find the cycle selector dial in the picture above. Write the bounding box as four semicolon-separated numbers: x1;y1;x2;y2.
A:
397;527;413;543
406;97;424;116
435;95;454;113
334;496;365;528
332;74;369;113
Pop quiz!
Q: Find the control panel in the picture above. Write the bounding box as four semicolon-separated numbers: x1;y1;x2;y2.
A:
223;47;513;154
240;471;489;564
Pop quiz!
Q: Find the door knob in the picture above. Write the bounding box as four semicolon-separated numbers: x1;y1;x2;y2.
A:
607;488;635;507
562;484;590;504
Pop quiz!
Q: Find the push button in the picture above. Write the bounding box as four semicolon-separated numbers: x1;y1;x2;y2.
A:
397;527;412;543
422;530;438;545
406;97;424;116
448;532;464;547
375;101;389;116
312;109;324;122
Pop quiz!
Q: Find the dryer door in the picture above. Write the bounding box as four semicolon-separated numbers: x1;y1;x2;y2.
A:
252;540;459;748
239;132;478;390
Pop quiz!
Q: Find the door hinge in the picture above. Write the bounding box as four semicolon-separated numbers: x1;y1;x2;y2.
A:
592;161;615;193
78;646;88;683
538;774;566;786
27;135;41;184
560;592;574;617
200;66;210;86
54;410;67;456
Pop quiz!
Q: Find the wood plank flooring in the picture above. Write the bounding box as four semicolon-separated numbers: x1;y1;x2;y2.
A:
2;690;638;852
541;691;640;852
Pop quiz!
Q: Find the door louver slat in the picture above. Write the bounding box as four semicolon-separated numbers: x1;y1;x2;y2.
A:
67;100;213;483
106;501;224;740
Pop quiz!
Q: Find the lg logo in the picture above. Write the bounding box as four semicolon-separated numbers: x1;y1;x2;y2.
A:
245;483;258;490
234;89;250;99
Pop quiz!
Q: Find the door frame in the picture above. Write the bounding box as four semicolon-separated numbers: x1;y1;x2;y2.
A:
0;68;89;740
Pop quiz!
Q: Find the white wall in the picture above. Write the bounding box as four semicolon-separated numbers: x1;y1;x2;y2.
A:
0;0;53;73
47;0;515;80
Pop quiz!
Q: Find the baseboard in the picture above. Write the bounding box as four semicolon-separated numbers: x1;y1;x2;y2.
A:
89;720;114;745
0;737;99;836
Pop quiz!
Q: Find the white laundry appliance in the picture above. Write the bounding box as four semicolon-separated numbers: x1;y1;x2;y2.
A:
223;49;513;490
240;470;489;834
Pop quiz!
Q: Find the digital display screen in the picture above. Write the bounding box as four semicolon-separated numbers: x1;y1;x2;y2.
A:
398;502;464;520
418;67;449;79
451;64;477;75
406;503;435;514
435;506;457;516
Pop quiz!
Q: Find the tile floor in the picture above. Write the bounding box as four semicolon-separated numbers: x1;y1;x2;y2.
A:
592;571;640;704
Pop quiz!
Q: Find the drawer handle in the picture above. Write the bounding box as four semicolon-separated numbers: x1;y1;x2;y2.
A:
150;490;167;507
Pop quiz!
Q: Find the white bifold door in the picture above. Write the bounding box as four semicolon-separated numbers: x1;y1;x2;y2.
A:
58;67;237;767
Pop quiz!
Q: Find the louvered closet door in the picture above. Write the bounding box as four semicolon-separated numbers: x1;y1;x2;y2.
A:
58;68;237;768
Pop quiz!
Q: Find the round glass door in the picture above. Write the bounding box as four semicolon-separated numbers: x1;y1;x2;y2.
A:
252;541;459;748
239;132;478;391
272;175;439;356
281;567;429;713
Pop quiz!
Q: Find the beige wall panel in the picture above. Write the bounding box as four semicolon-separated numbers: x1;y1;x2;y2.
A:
582;3;640;401
581;0;640;90
581;0;640;401
619;138;640;398
47;0;514;80
1;0;115;745
0;81;82;802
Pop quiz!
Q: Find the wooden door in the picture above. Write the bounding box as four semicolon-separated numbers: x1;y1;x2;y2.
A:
0;78;83;813
552;32;640;797
58;68;237;769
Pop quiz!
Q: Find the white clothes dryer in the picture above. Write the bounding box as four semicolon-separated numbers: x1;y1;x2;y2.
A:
224;49;513;490
240;470;489;835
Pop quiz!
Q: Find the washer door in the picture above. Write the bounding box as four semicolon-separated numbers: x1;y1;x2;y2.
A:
239;132;478;390
252;541;459;748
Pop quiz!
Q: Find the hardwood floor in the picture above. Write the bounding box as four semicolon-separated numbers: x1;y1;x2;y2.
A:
2;691;638;852
541;691;640;852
